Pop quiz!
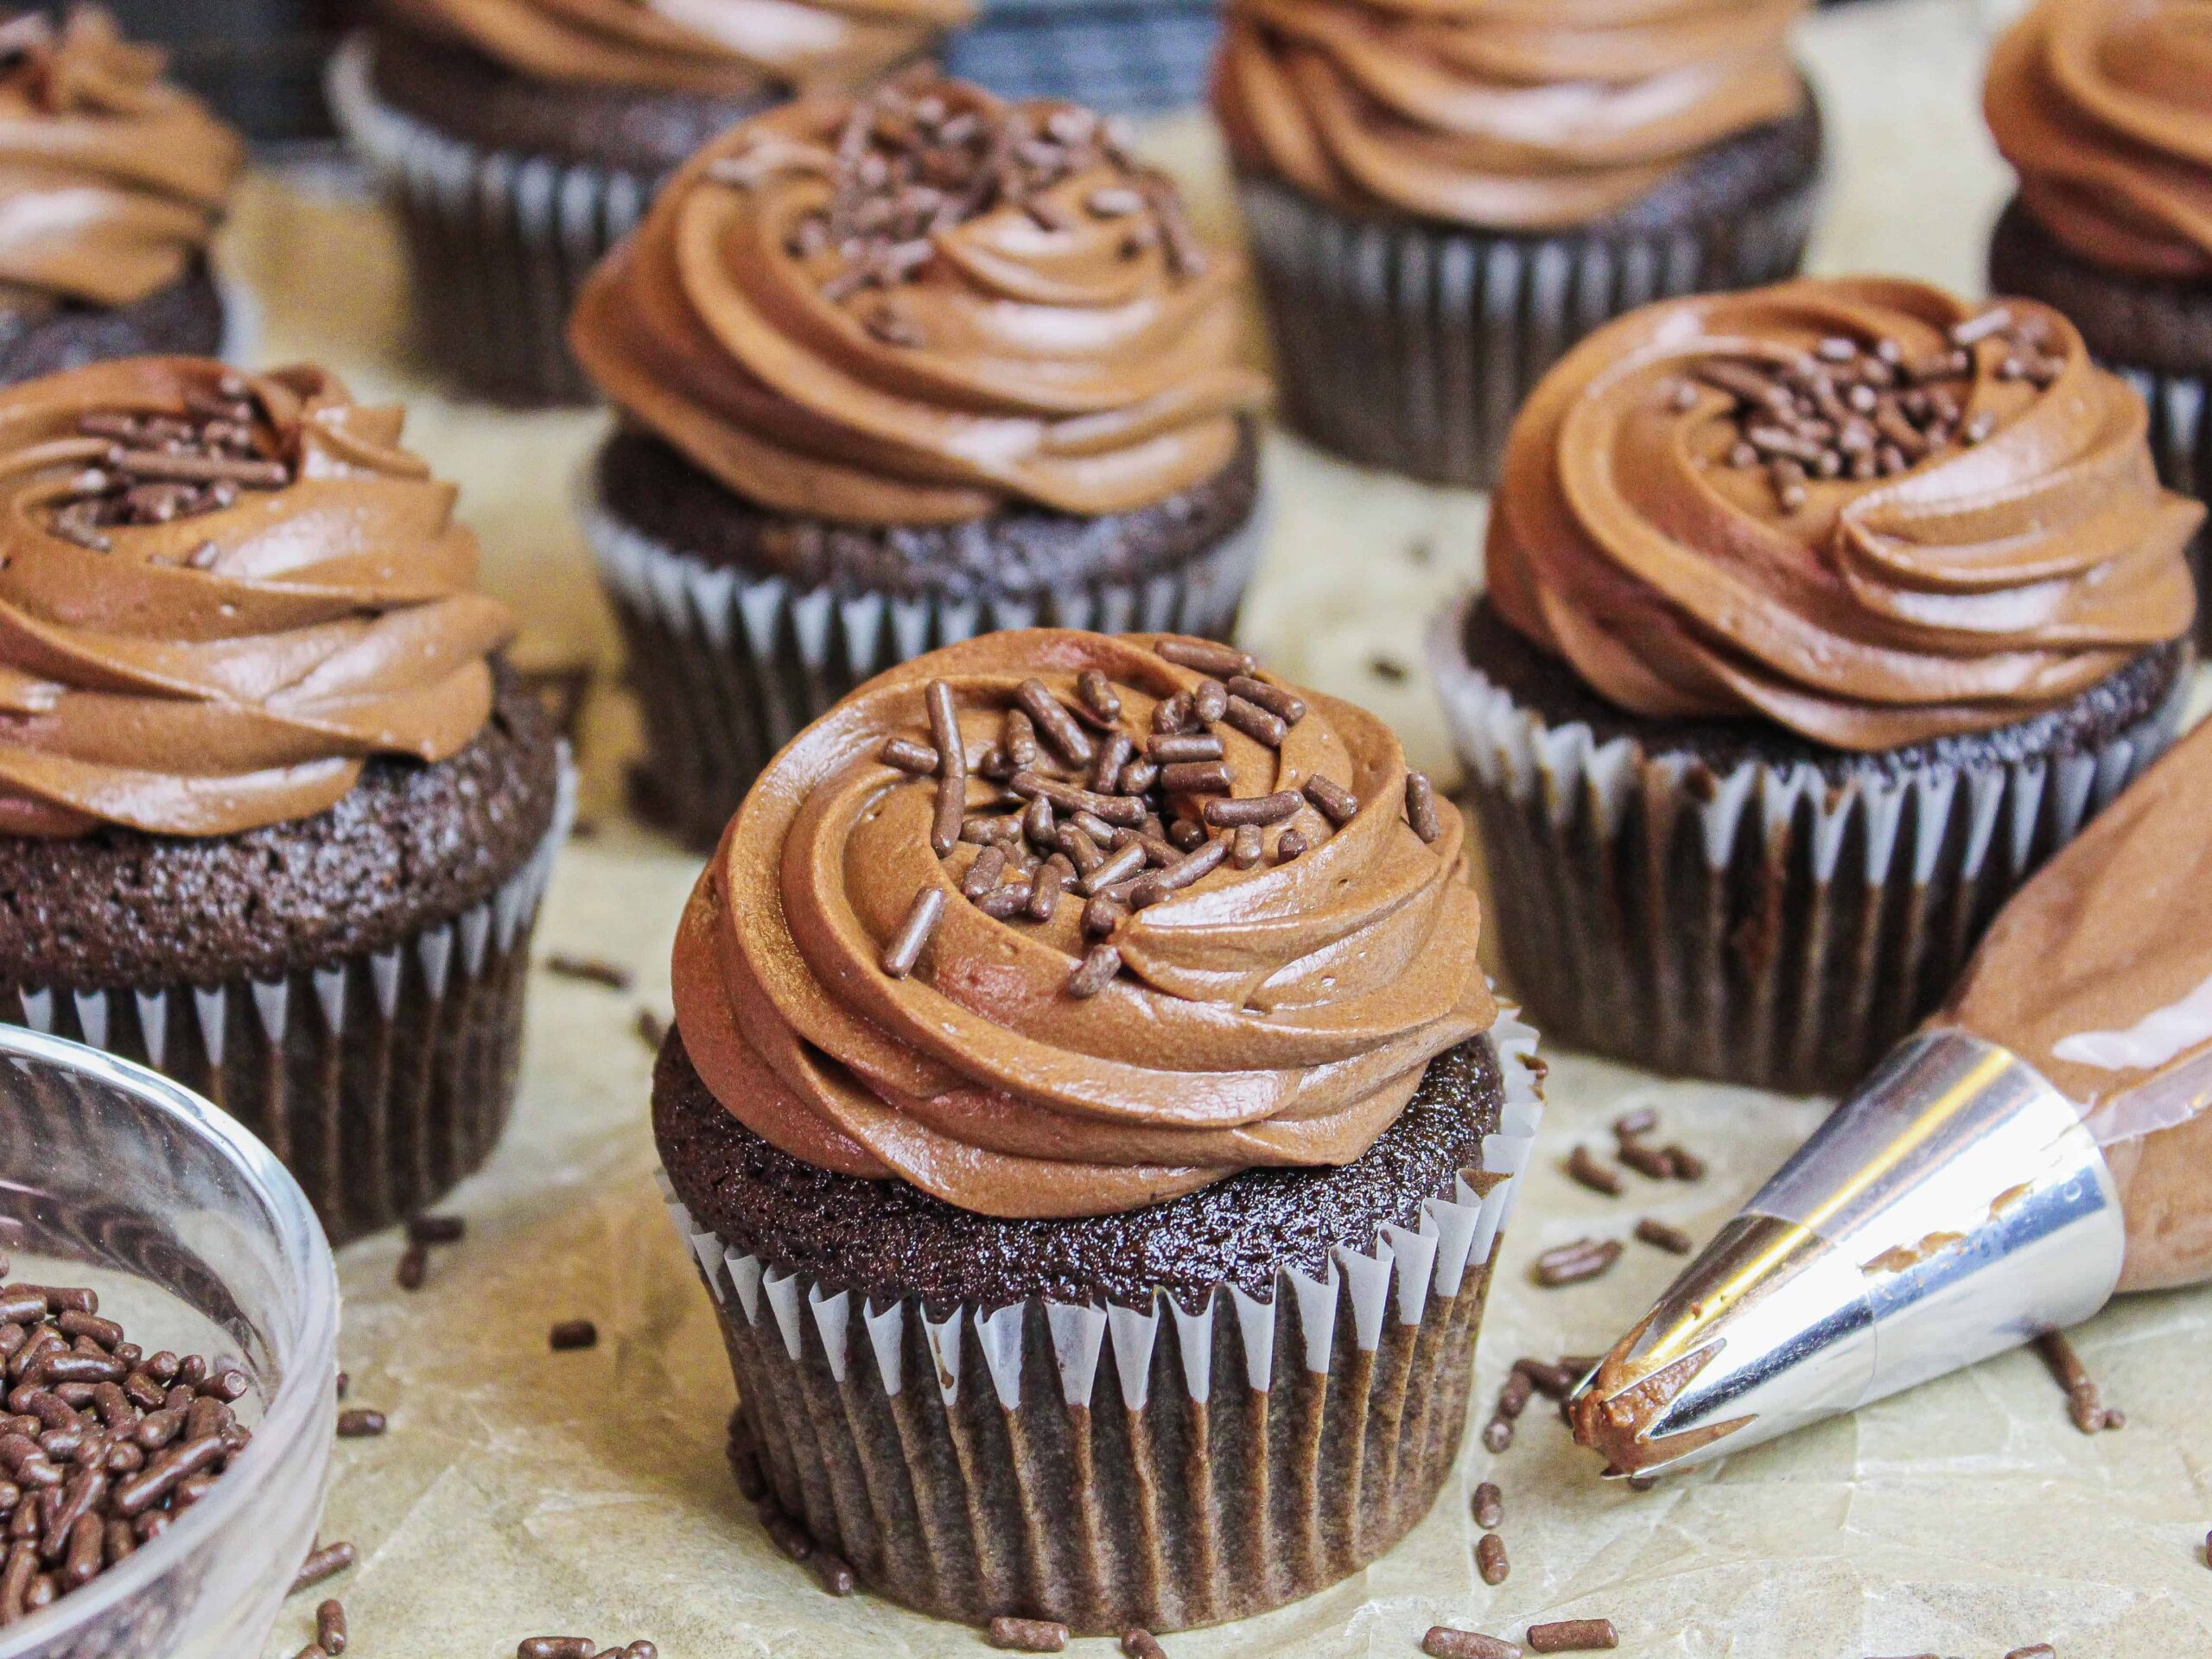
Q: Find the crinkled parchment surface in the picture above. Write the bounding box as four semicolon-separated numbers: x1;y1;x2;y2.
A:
232;2;2212;1652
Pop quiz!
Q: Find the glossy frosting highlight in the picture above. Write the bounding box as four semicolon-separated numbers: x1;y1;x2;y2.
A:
1213;0;1809;228
0;10;245;308
0;358;515;839
1986;0;2212;281
1485;276;2200;751
570;79;1269;525
671;630;1496;1218
377;0;969;98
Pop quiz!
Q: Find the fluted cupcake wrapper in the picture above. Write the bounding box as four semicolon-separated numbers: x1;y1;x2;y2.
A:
586;488;1268;850
1430;599;2186;1096
2;756;575;1245
659;1018;1542;1635
2114;365;2212;653
1236;172;1820;491
328;35;686;407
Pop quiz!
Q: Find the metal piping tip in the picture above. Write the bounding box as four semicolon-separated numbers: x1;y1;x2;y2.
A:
1569;1028;2127;1478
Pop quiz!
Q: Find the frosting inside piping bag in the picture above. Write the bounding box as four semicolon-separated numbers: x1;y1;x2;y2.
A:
1945;714;2212;1293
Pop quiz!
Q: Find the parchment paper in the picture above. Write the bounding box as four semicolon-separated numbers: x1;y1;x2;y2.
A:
235;3;2212;1652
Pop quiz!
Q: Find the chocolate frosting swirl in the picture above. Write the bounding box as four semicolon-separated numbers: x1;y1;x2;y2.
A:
376;0;969;99
570;78;1269;525
0;358;516;839
1485;276;2201;751
671;630;1495;1219
1213;0;1809;228
0;10;244;308
1987;0;2212;282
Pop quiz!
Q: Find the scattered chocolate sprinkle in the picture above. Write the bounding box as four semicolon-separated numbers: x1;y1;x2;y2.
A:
1368;657;1409;684
1226;675;1305;723
1116;760;1159;796
1423;1631;1521;1659
1159;760;1232;796
2003;1648;2056;1659
988;1615;1070;1652
1012;772;1146;826
1526;1619;1618;1654
395;1245;428;1292
1017;678;1096;767
1151;692;1192;734
1191;677;1230;724
1023;794;1056;848
1534;1239;1624;1288
1634;1218;1694;1256
1476;1530;1509;1585
1147;733;1223;764
1081;842;1147;897
1494;1367;1535;1424
1565;1145;1623;1197
880;735;939;774
1131;838;1226;906
881;888;945;979
1154;637;1253;678
289;1541;358;1599
46;391;295;547
1120;1630;1168;1659
963;845;1009;900
1161;819;1205;853
1301;775;1359;825
2035;1331;2122;1433
544;956;632;991
976;884;1033;920
316;1599;348;1655
1003;709;1039;771
518;1641;596;1659
550;1320;598;1352
1472;1480;1503;1529
334;1373;347;1400
1481;1414;1514;1454
1663;1146;1707;1181
1027;855;1073;921
1406;772;1443;842
1203;790;1301;829
1231;824;1262;868
1076;670;1122;723
404;1214;465;1246
334;1410;385;1439
1083;894;1128;938
1275;829;1308;863
1221;696;1286;748
1067;942;1122;999
1616;1140;1675;1181
634;1008;668;1052
1091;731;1133;795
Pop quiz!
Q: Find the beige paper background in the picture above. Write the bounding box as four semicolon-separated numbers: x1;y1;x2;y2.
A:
233;2;2212;1652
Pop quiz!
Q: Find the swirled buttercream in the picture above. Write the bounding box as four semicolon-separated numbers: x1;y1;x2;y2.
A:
570;76;1269;525
376;0;969;99
1212;0;1809;229
1484;276;2200;751
671;629;1495;1218
0;10;244;308
1986;0;2212;282
0;357;516;838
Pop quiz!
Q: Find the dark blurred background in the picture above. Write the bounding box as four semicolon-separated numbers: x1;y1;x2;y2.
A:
79;1;365;143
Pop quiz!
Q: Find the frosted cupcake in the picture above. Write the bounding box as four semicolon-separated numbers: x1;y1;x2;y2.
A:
656;628;1541;1632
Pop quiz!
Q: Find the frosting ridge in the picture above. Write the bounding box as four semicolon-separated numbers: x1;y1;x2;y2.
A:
0;10;245;308
1484;276;2201;751
0;357;515;839
671;629;1495;1218
1986;0;2212;282
571;76;1269;525
375;0;969;99
1212;0;1810;228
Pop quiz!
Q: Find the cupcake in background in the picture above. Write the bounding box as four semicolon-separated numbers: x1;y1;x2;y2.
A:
944;0;1219;116
328;0;972;405
655;627;1541;1633
1986;0;2212;646
0;9;245;383
572;76;1271;850
1433;276;2199;1096
0;358;571;1243
1214;0;1824;489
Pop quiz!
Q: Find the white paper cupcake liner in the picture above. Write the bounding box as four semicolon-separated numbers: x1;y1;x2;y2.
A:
328;35;658;406
3;753;575;1243
659;1018;1542;1633
1430;597;2188;1094
1236;168;1820;489
587;481;1269;849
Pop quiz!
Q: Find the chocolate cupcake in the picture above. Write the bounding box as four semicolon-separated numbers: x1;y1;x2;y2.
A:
1986;0;2212;650
654;628;1541;1634
328;0;971;405
0;359;571;1243
573;78;1272;850
1213;0;1824;490
1432;276;2199;1095
0;10;245;384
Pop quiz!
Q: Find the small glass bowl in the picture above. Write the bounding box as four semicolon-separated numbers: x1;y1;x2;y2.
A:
0;1027;340;1659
